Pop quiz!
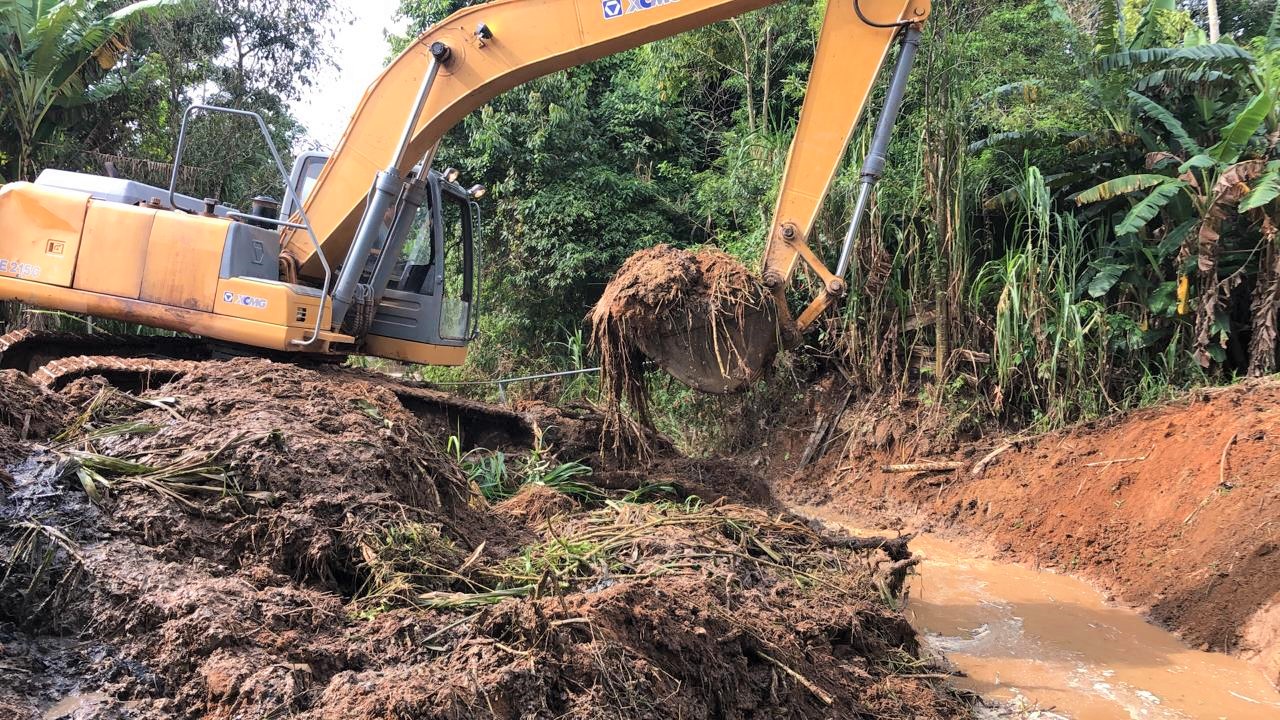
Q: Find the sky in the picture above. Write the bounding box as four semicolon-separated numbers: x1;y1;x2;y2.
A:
291;0;409;151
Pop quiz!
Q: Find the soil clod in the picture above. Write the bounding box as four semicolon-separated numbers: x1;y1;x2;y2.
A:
590;245;779;456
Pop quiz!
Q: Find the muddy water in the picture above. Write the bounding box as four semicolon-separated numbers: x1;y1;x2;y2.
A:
797;507;1280;719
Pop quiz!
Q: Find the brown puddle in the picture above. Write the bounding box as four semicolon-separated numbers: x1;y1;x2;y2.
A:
42;692;112;719
797;506;1280;719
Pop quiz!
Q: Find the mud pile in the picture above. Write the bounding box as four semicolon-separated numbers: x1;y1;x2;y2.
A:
0;357;967;719
0;369;72;462
590;245;778;453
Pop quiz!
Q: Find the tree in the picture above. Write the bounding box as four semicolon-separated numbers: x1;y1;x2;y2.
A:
122;0;339;206
0;0;186;180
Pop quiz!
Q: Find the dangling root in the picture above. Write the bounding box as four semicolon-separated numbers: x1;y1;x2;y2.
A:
589;245;777;461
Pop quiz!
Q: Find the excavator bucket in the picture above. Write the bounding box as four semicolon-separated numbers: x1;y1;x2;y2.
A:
591;245;781;423
634;303;778;394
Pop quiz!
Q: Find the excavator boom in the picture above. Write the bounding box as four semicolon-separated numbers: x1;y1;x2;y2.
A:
283;0;928;284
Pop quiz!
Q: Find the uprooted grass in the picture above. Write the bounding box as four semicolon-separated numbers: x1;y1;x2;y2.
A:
353;493;914;617
53;383;183;443
0;517;84;625
56;430;282;511
332;492;963;719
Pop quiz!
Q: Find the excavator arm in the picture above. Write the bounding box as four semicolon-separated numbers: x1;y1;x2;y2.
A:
283;0;930;331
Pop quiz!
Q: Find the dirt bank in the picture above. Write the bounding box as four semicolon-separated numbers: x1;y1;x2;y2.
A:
0;357;967;719
772;379;1280;683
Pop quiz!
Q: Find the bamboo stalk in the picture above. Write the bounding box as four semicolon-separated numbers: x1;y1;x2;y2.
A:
880;461;963;474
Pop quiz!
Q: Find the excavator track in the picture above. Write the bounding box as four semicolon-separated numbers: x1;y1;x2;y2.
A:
30;355;204;391
0;328;215;375
0;328;543;452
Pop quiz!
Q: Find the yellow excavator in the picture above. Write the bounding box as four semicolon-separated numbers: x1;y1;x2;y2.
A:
0;0;929;391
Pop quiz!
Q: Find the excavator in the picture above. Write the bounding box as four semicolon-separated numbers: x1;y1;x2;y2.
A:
0;0;929;393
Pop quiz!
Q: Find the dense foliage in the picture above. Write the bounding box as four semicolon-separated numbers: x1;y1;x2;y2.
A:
0;0;336;203
394;0;1280;436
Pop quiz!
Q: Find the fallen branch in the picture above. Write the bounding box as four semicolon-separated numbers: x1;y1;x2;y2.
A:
882;555;922;597
1184;433;1238;526
1083;446;1155;468
1220;433;1237;487
880;461;964;474
757;651;833;705
970;443;1013;477
818;530;914;561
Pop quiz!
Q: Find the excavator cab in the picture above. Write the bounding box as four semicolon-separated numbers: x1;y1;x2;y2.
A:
278;152;482;353
378;166;481;346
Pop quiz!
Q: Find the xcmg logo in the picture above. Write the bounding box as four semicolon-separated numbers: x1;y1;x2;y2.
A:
602;0;678;20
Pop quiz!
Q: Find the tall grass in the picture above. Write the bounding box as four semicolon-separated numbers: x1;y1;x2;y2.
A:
972;166;1112;425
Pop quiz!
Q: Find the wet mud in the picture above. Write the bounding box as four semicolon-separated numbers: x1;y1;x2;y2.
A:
0;357;965;719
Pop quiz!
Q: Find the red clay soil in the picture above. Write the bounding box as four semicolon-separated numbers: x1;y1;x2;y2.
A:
0;357;968;720
772;379;1280;683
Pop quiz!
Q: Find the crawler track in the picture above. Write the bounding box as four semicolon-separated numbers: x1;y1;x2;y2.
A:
0;328;540;450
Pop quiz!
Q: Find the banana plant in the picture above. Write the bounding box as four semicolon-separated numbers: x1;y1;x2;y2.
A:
0;0;188;179
1075;83;1276;368
970;0;1254;204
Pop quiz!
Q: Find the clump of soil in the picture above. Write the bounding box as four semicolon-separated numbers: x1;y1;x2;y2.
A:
66;358;492;589
493;483;574;528
0;369;72;462
590;245;778;456
772;377;1280;685
0;357;968;719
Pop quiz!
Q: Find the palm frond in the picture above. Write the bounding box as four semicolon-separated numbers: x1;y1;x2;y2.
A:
1170;43;1254;63
1128;90;1203;155
1133;67;1227;92
1074;174;1172;205
1145;151;1181;169
1177;153;1215;173
1115;180;1187;234
1269;0;1280;46
1097;47;1175;72
1132;0;1176;50
1207;92;1273;165
1098;0;1122;55
1240;162;1280;213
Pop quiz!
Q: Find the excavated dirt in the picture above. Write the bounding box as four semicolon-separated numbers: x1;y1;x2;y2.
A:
0;370;73;463
0;357;968;719
590;245;778;453
771;378;1280;684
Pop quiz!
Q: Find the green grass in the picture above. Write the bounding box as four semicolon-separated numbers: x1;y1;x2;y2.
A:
451;425;598;503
